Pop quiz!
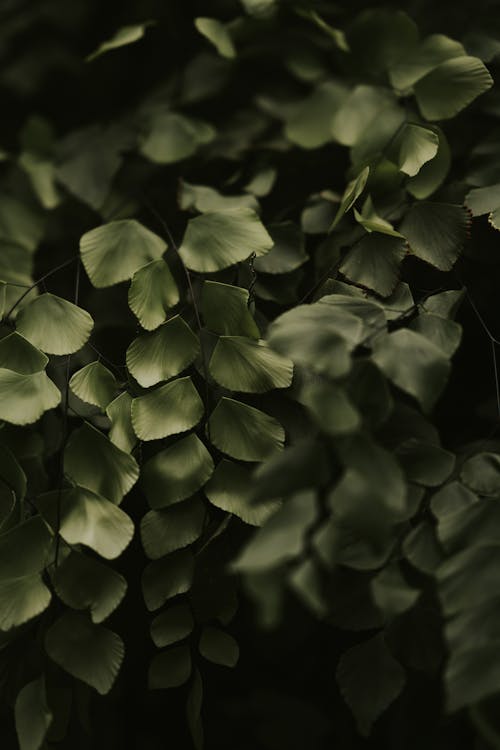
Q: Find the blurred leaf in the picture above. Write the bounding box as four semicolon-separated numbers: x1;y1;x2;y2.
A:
194;18;235;59
149;646;192;689
15;676;52;750
199;626;239;667
140;112;215;164
142;550;194;611
205;459;280;525
86;21;154;61
208;397;284;461
209;336;293;393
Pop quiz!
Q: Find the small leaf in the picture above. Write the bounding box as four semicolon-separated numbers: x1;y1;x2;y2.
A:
205;459;280;525
16;293;93;355
180;181;258;213
340;234;407;297
0;575;51;630
15;677;52;750
106;392;136;452
336;633;405;736
142;434;214;509
208;397;284;462
64;423;139;505
151;604;194;648
194;17;235;59
45;612;124;695
131;377;204;441
126;316;200;388
142;549;194;611
209;337;293;393
466;183;500;216
141;498;206;559
0;369;60;425
128;259;180;330
201;281;259;338
199;626;239;667
140;112;215;165
149;646;192;689
86;21;154;61
69;362;117;409
398;123;439;176
371;565;419;618
330;167;370;230
414;56;493;121
406;126;451;199
400;203;469;271
80;220;166;288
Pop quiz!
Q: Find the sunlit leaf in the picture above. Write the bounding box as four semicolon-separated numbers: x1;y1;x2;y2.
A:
16;293;93;355
0;332;48;374
128;259;179;330
398;123;439;176
106;392;136;453
0;574;51;631
0;369;60;425
131;377;204;441
209;336;293;393
285;82;348;149
415;56;493;120
180;181;258;213
69;362;117;409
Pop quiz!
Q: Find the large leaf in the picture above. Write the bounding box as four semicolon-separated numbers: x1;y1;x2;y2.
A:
150;604;194;648
142;434;214;509
15;677;52;750
194;17;235;59
80;220;166;288
45;612;124;695
142;549;194;611
140;112;215;165
204;459;280;525
340;234;407;297
64;423;139;505
414;56;493;121
128;259;180;330
336;633;406;736
208;397;284;461
126;316;199;388
86;21;153;61
149;646;192;689
201;281;259;338
400;202;469;271
16;294;93;355
397;123;439;176
141;498;206;559
178;208;273;272
0;369;60;425
52;551;127;623
373;329;450;412
69;362;117;409
199;627;239;667
209;337;293;393
131;377;204;441
0;332;48;373
37;487;134;559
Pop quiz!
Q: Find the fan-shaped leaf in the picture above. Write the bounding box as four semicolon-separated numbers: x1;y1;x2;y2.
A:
299;379;361;435
330;167;370;230
400;202;469;271
201;281;259;338
151;604;194;648
142;549;194;611
126;316;199;388
80;220;166;288
64;423;139;505
285;81;348;149
460;452;500;495
178;208;273;272
340;234;407;297
0;332;48;373
0;574;51;631
140;113;215;165
15;676;52;750
406;127;451;199
253;222;307;275
149;646;192;689
128;259;179;330
389;33;465;90
180;181;258;213
414;56;493;121
45;612;124;695
208;397;284;462
52;551;127;623
0;368;61;425
205;459;280;525
69;362;117;409
398;123;439;176
86;21;153;61
199;627;239;667
142;434;214;509
131;377;204;441
141;498;206;560
209;337;293;393
16;293;93;355
37;487;134;559
0;516;52;578
106;392;136;452
195;18;235;59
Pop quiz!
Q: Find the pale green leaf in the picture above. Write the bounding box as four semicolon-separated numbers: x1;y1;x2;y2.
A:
205;459;280;525
140;112;215;164
19;152;60;210
180;181;258;213
353;196;403;238
15;677;52;750
406;127;451;199
199;626;239;667
201;281;259;338
415;56;493;121
299;379;361;435
86;22;153;61
69;361;117;409
208;397;284;462
131;377;204;441
331;86;396;147
0;574;51;631
409;313;462;357
0;332;48;374
141;498;206;559
195;17;235;59
16;293;94;355
0;369;60;425
209;336;293;393
128;259;180;330
285;82;348;149
330;167;370;230
389;33;466;90
106;392;136;453
398;123;439;176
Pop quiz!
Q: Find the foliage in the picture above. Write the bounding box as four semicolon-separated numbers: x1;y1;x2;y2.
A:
2;0;500;748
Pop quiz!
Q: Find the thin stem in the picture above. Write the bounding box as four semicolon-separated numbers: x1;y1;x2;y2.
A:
4;255;79;320
492;340;500;419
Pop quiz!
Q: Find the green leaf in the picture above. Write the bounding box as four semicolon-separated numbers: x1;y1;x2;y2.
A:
298;9;348;50
336;633;406;736
19;151;60;210
299;379;361;436
284;82;348;149
460;452;500;495
131;377;204;441
340;234;407;297
141;498;206;559
128;259;180;330
250;439;330;502
0;516;52;579
140;112;215;165
208;397;284;462
331;87;397;147
353;196;403;238
0;332;48;374
253;222;307;274
142;434;214;509
398;123;439;177
194;18;235;59
15;677;52;750
0;369;60;425
347;10;418;75
465;183;500;216
406;126;450;199
52;551;127;623
149;646;192;689
37;487;134;559
0;574;51;631
69;362;117;409
244;167;277;197
45;612;124;695
431;481;477;521
80;220;166;288
389;33;465;90
371;565;419;618
106;392;136;453
233;491;317;572
400;203;469;271
16;293;94;355
179;208;273;272
414;56;493;121
409;313;462;357
205;459;280;525
288;557;327;617
0;444;27;500
373;329;450;412
142;549;194;611
0;194;45;252
199;626;239;667
151;604;194;648
201;281;259;338
86;21;154;61
209;337;293;393
126;316;200;388
396;438;455;486
180;181;258;213
330;167;370;230
64;423;139;505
